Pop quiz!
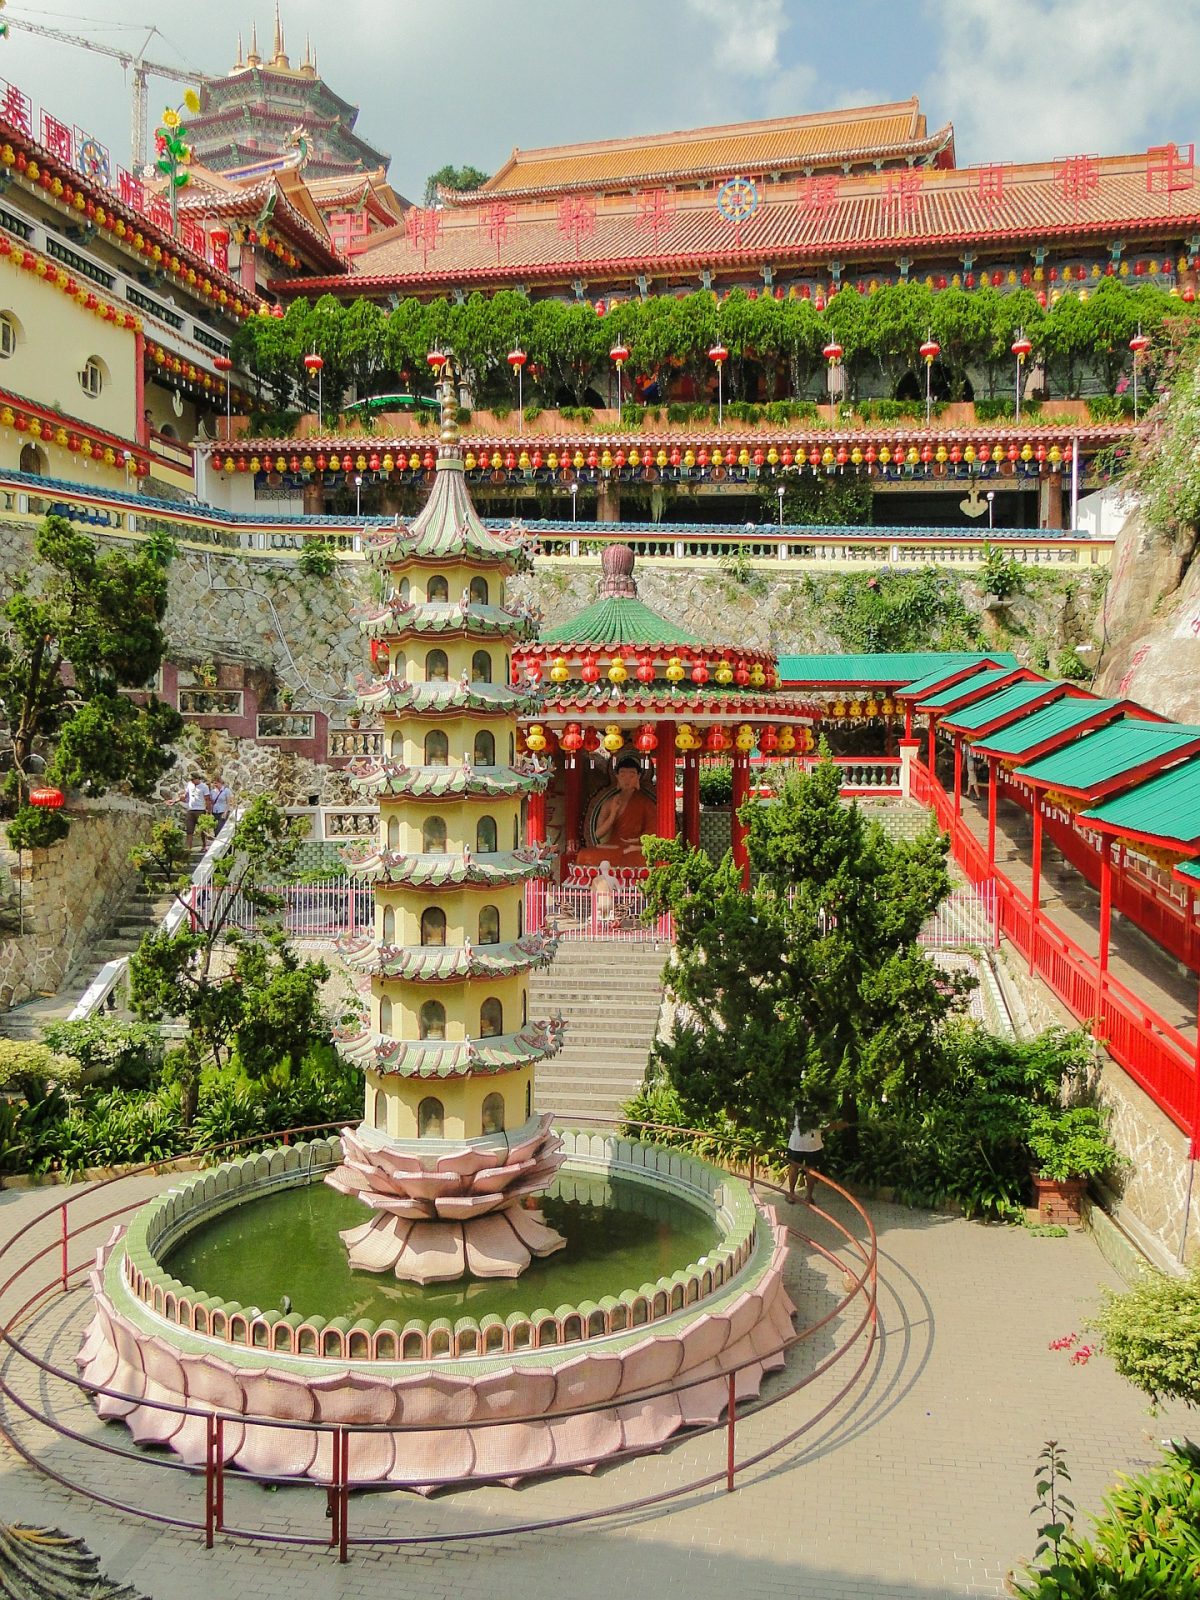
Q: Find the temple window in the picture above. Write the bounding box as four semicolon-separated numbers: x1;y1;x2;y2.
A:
398;577;410;603
373;1087;385;1128
420;907;447;946
471;650;492;683
422;816;447;852
478;904;500;944
473;730;495;765
480;998;503;1037
387;814;401;848
382;906;395;942
476;815;498;852
418;1001;446;1040
469;575;489;605
481;1091;505;1134
390;731;403;757
427;574;449;602
418;1096;444;1137
379;995;393;1033
425;648;449;683
517;898;524;937
425;729;449;766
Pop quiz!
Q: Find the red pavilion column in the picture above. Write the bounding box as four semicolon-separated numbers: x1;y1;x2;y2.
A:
682;751;701;848
1029;797;1044;975
927;712;937;787
952;732;963;823
564;759;582;858
987;756;998;870
655;722;677;845
904;701;913;741
731;748;751;888
526;788;547;848
1096;836;1113;1034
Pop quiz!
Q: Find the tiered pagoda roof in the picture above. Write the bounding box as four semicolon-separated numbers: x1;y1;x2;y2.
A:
350;757;548;800
361;595;539;642
335;1018;564;1079
346;845;553;888
340;932;556;981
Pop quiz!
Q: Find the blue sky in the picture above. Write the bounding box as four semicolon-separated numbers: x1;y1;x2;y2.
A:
3;0;1196;203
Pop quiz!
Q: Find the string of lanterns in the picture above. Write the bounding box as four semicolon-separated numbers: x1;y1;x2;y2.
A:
526;651;778;689
0;400;150;474
524;721;818;757
144;339;252;409
0;236;144;331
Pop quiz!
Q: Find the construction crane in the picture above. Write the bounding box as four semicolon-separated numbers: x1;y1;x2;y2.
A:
2;16;204;170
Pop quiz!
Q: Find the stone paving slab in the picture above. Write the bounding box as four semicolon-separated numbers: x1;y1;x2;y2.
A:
0;1177;1187;1600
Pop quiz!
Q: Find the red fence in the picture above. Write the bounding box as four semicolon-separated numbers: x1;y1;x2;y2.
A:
915;761;1198;1142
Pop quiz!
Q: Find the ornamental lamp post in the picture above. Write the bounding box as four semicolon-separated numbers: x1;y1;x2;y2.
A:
609;343;630;413
708;343;728;426
213;353;233;434
919;334;940;425
987;489;995;530
822;341;843;426
570;480;578;524
507;348;527;430
354;472;363;519
1011;331;1033;422
303;351;325;428
1129;327;1151;421
777;483;785;527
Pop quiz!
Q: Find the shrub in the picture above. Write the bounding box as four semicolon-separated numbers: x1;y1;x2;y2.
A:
699;762;733;807
455;405;472;424
41;1017;162;1089
620;401;644;428
975;398;1043;422
0;1038;79;1093
522;403;541;424
491;403;511;421
1092;1266;1200;1409
1054;645;1090;681
1086;394;1136;422
6;804;70;851
296;542;336;579
980;543;1025;601
1027;1104;1126;1181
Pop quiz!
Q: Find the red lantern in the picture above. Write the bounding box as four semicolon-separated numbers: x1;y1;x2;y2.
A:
303;352;324;375
734;663;751;687
560;723;584;754
507;348;527;368
1183;285;1196;304
949;444;962;464
759;726;779;754
609;343;630;366
921;444;933;464
1035;443;1047;463
1011;335;1033;361
697;447;710;468
823;342;843;364
525;660;543;684
271;303;284;319
341;453;353;471
369;453;381;472
691;660;709;686
504;451;517;471
586;449;599;470
28;786;65;809
1007;444;1019;463
1129;332;1151;356
864;445;877;466
836;446;849;467
636;653;656;684
752;448;765;468
423;451;436;471
427;350;448;372
634;723;657;753
796;727;815;754
316;453;327;472
707;343;728;366
213;354;233;374
781;447;794;467
808;447;821;467
580;652;600;684
705;726;731;752
582;726;602;753
669;446;681;468
919;338;940;364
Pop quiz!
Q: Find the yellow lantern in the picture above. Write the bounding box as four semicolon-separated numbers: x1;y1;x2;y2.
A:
714;659;734;685
1021;443;1033;462
249;456;262;473
767;446;779;467
734;723;755;753
738;447;750;468
223;455;235;472
547;451;559;470
935;444;948;464
656;449;668;469
602;724;624;753
848;699;863;718
382;453;395;472
601;449;613;471
608;655;628;684
749;664;766;687
906;446;919;465
549;655;570;684
683;449;696;469
665;655;685;683
851;446;863;466
410;452;421;470
629;448;641;468
832;698;847;717
573;450;584;470
711;448;724;468
302;454;314;472
879;446;891;466
275;456;287;472
519;450;530;471
822;446;835;466
777;726;797;753
864;697;879;717
675;723;697;750
963;445;976;464
1048;445;1062;466
526;724;548;753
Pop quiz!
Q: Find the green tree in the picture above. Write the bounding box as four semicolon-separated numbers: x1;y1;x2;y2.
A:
127;798;329;1126
423;163;489;208
642;761;971;1147
930;286;994;400
0;516;181;847
820;567;982;652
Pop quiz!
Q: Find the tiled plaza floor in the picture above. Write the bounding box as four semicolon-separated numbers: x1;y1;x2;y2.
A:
0;1174;1187;1600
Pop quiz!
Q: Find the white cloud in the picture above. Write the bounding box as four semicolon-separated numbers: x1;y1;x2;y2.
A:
923;0;1200;162
683;0;789;77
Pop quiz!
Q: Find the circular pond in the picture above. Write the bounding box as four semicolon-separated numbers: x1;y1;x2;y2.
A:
164;1170;721;1328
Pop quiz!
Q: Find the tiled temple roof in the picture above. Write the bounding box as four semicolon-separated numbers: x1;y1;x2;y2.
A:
339;932;557;981
349;758;548;800
345;846;553;888
335;1018;564;1078
539;596;706;649
356;675;536;717
360;597;538;642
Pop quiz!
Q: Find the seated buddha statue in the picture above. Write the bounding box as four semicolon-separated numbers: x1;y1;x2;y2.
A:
575;757;658;869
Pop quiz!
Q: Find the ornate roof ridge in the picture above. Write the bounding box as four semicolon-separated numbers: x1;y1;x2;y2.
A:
334;1015;565;1077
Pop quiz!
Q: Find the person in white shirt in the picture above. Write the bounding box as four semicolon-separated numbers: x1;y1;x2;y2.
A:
786;1114;826;1204
208;775;232;834
179;773;210;849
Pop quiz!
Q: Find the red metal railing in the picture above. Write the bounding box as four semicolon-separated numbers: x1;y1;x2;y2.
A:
0;1120;877;1561
916;761;1198;1136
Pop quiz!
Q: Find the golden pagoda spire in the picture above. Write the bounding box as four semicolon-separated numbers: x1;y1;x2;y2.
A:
234;30;244;70
272;1;289;67
439;363;461;458
247;22;261;66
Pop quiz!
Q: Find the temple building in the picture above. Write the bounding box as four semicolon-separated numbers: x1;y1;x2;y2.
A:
186;11;390;182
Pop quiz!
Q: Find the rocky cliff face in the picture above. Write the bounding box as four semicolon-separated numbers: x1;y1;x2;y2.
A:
1092;505;1200;721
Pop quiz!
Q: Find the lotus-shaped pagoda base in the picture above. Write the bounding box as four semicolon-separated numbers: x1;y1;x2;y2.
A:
326;1114;567;1284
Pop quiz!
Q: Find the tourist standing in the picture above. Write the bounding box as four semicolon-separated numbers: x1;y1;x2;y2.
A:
786;1114;827;1204
965;744;981;800
179;773;210;850
209;774;232;834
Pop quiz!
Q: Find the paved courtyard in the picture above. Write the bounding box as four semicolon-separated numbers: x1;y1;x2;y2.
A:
0;1173;1187;1600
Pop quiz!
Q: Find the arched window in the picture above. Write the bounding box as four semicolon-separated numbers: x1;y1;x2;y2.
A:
504;654;510;683
79;355;107;398
479;997;503;1037
481;1091;505;1134
478;904;500;945
426;574;449;602
471;650;492;683
0;311;20;358
18;442;46;476
379;995;393;1033
525;1080;532;1120
420;907;446;946
418;1096;444;1137
422;816;447;852
469;575;489;605
473;729;495;765
418;1000;446;1040
425;729;449;766
390;731;403;757
425;648;449;683
382;906;396;942
387;814;401;848
476;815;498;853
373;1087;385;1129
398;577;410;603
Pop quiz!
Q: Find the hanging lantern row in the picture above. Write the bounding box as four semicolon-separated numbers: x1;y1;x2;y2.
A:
230;224;300;271
0;237;145;330
0;141;255;318
536;721;817;757
0;403;150;473
822;695;902;719
144;339;251;408
524;650;777;689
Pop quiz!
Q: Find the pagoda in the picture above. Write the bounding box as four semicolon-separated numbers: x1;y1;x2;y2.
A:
326;364;565;1284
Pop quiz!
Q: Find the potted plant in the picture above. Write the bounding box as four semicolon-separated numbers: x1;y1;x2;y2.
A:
1026;1105;1127;1226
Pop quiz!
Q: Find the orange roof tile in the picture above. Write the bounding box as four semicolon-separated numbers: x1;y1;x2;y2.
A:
303;152;1200;292
465;99;946;202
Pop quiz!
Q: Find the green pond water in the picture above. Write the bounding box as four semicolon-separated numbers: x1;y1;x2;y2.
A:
163;1172;720;1327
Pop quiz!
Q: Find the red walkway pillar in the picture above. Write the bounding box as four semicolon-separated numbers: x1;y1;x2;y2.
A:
987;757;998;870
1096;836;1113;1033
952;733;963;821
682;752;701;848
655;722;677;844
1029;798;1043;975
927;712;936;780
731;749;750;888
1191;974;1200;1159
904;702;913;741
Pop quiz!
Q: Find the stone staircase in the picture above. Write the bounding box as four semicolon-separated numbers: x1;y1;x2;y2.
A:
530;940;668;1126
0;868;178;1039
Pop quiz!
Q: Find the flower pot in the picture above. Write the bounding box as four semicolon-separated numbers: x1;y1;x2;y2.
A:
1032;1175;1088;1227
